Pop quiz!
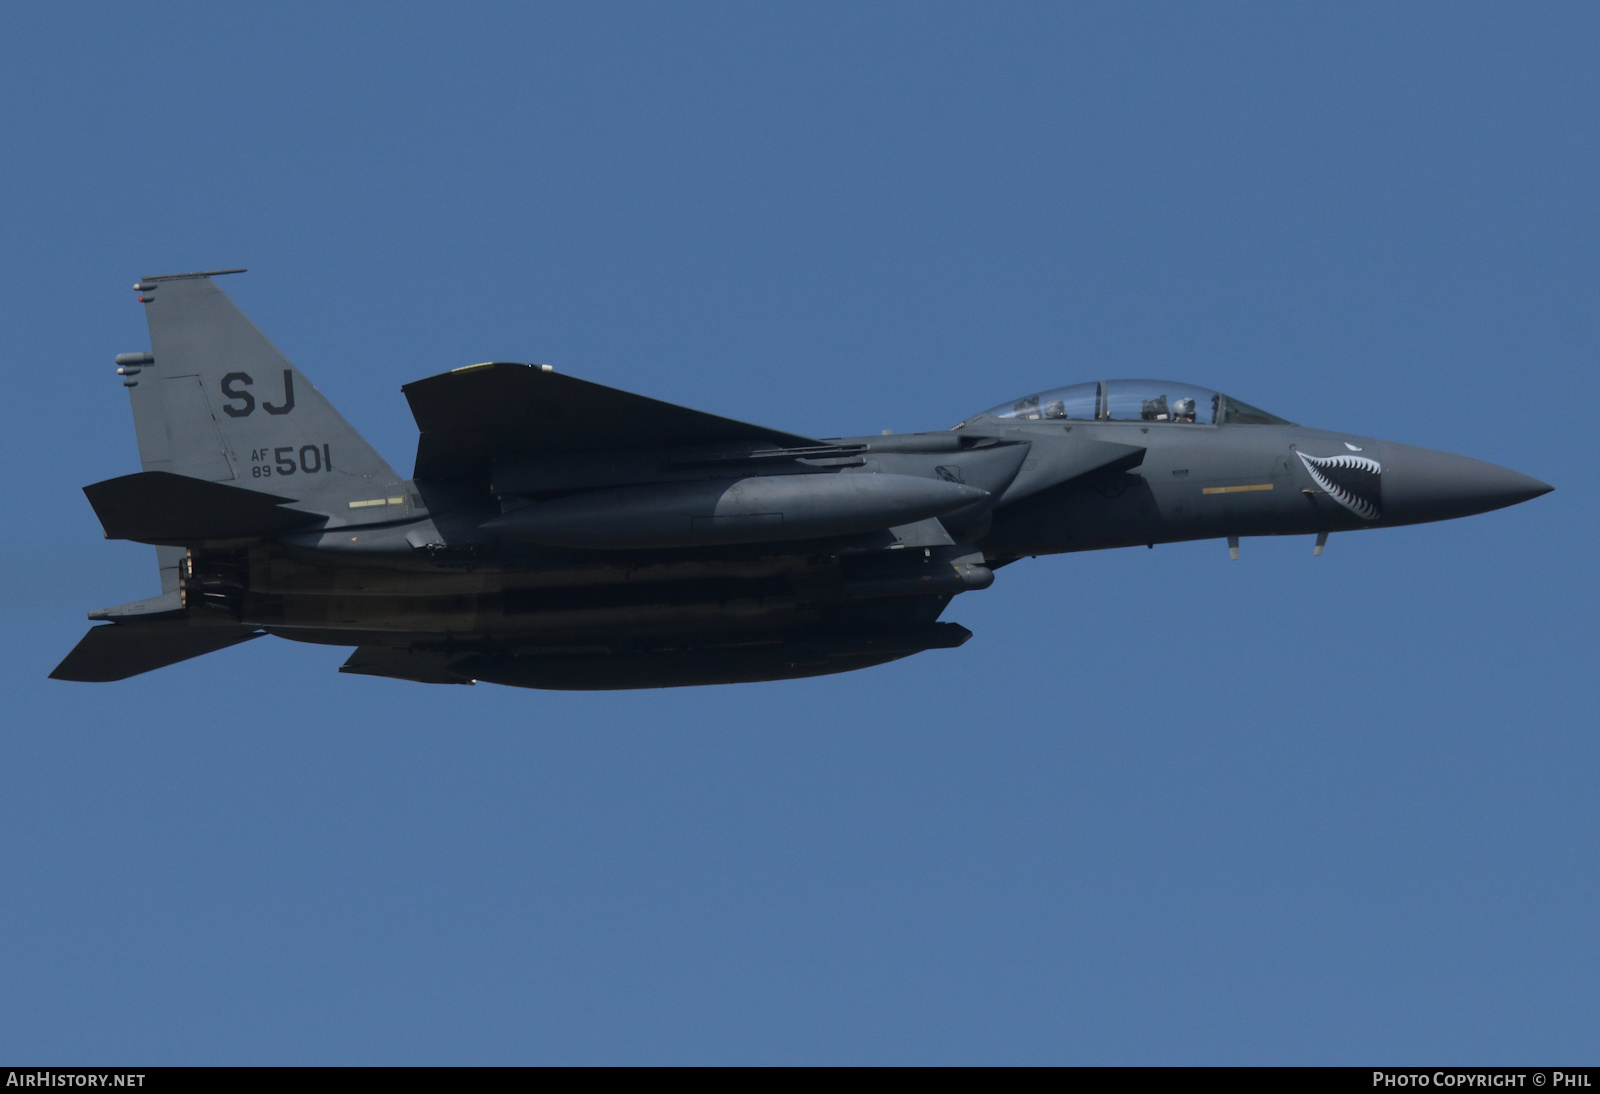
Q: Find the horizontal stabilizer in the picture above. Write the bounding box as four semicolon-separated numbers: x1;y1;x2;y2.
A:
50;623;262;682
83;471;324;544
403;362;821;481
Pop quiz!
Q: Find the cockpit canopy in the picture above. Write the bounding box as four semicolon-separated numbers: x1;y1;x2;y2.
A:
971;380;1292;427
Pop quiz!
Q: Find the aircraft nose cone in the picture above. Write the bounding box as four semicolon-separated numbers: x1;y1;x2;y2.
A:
1381;442;1552;525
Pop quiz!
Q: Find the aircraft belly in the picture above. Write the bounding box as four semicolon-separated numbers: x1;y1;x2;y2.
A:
200;542;987;639
269;604;967;689
234;590;815;634
460;651;913;690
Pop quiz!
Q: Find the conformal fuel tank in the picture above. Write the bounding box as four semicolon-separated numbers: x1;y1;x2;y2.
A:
486;472;989;549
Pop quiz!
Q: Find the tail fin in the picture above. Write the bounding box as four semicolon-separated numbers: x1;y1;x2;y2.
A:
124;270;398;498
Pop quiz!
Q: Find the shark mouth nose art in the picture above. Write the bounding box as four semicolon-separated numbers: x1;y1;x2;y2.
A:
1297;450;1383;520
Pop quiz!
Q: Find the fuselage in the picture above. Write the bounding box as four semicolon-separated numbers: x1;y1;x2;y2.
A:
976;418;1549;558
211;403;1548;663
65;300;1552;693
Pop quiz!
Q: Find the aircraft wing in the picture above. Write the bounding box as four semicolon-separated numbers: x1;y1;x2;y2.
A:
403;362;822;481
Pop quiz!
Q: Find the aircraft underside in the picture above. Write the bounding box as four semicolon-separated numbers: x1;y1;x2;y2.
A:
190;543;971;688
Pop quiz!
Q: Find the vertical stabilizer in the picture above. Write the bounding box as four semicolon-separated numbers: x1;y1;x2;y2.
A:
127;270;398;500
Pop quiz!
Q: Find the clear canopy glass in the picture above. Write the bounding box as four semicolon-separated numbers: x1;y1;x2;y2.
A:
974;380;1292;426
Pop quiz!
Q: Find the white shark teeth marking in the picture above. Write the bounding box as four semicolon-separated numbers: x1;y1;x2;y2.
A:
1301;453;1380;474
1297;451;1382;521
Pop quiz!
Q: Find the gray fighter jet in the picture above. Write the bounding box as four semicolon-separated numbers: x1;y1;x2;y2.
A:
52;270;1552;689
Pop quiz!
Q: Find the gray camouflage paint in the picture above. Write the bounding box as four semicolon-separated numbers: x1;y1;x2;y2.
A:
52;272;1552;689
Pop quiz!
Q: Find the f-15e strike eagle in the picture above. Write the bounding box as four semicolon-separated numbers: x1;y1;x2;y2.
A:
53;269;1552;689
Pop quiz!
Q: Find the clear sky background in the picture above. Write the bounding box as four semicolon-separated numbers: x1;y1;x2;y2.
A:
0;3;1593;1065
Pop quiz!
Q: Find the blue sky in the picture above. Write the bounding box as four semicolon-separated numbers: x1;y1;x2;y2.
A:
0;3;1593;1064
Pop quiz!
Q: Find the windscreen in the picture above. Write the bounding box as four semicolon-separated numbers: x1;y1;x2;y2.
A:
971;380;1292;426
